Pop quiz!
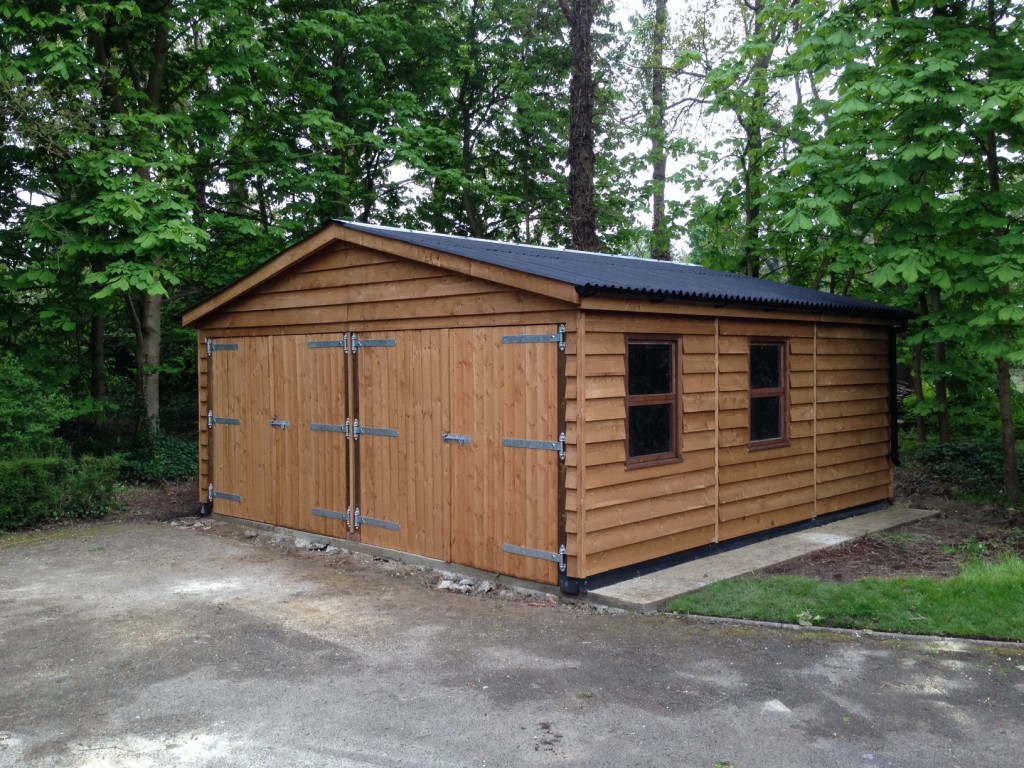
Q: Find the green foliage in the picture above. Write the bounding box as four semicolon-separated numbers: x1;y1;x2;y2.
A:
907;440;1024;501
668;557;1024;641
62;455;122;520
121;433;197;484
0;455;120;531
0;352;71;459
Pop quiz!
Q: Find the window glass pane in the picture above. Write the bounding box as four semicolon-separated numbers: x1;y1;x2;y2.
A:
750;344;781;390
628;343;673;395
628;404;673;457
750;396;782;442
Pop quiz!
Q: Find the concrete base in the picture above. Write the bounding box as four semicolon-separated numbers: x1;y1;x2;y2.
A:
210;513;564;598
586;503;939;613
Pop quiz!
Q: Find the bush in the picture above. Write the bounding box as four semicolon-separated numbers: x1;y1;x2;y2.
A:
908;440;1024;500
62;455;121;519
121;432;197;484
0;455;121;532
0;352;71;459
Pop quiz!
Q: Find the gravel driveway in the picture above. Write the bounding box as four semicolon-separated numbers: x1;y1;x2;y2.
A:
1;520;1021;767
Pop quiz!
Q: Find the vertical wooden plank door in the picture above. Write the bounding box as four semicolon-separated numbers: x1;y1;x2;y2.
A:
447;326;561;584
272;335;350;539
353;330;448;560
207;336;276;525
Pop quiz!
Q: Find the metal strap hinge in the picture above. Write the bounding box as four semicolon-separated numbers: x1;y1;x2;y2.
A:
312;507;350;524
307;334;348;352
352;419;398;440
311;419;349;436
502;432;566;461
502;323;566;352
502;543;567;573
350;333;397;354
206;339;239;356
207;411;241;429
353;508;400;531
208;483;241;503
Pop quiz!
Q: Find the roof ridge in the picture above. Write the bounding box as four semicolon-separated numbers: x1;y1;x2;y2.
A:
334;218;696;266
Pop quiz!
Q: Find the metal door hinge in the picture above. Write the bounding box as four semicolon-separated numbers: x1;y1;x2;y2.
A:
354;508;400;531
208;483;241;503
312;507;350;524
311;418;350;437
502;543;567;573
308;334;348;352
350;333;397;354
207;410;241;429
502;323;566;352
442;432;472;445
503;432;566;461
352;419;398;440
206;339;239;356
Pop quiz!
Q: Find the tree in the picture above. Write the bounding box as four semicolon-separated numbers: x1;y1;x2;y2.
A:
404;0;572;243
560;0;600;251
784;0;1024;499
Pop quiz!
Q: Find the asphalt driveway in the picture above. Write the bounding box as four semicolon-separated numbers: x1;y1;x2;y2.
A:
1;520;1021;768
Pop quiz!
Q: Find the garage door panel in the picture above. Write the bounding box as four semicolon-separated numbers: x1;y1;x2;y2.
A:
449;326;560;584
356;330;447;560
275;335;349;539
208;337;276;525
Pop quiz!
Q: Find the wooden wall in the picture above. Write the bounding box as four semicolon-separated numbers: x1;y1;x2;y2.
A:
199;244;567;333
573;314;720;577
574;311;893;579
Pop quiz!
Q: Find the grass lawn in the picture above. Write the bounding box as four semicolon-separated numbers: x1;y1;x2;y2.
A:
667;555;1024;641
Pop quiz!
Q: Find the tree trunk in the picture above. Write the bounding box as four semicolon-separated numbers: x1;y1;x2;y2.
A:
929;287;950;443
912;340;927;444
89;314;105;406
996;358;1020;502
560;0;599;252
461;94;485;238
139;292;162;433
983;1;1018;500
739;1;773;278
649;0;669;260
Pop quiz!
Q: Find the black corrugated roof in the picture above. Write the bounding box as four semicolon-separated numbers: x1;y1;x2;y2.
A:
339;221;912;321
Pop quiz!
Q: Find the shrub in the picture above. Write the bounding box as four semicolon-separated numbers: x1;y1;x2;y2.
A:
0;455;121;532
909;440;1024;500
0;352;71;459
0;458;65;530
62;455;121;519
121;432;197;484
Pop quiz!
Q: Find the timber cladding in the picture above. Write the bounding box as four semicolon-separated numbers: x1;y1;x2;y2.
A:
186;221;908;588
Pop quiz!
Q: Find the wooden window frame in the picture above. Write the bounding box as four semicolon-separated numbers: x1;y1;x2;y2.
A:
624;335;681;469
748;338;790;451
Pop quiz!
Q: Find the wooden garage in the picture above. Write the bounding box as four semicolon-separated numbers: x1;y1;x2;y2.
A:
183;221;911;591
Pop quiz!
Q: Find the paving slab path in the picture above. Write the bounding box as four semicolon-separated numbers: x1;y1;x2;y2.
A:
588;504;940;612
1;521;1021;768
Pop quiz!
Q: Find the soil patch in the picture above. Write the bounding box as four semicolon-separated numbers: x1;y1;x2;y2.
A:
763;499;1024;582
118;480;199;521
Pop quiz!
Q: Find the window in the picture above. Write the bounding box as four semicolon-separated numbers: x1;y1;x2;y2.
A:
625;336;680;466
749;340;788;448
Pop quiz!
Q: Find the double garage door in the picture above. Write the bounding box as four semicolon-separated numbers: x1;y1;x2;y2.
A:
206;325;562;584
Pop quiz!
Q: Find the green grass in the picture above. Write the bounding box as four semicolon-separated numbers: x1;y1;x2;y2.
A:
668;556;1024;641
